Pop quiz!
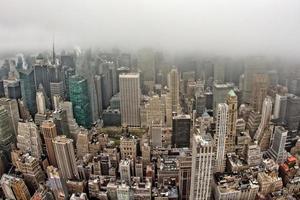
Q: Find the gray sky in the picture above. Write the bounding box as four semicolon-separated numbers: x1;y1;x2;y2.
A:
0;0;300;58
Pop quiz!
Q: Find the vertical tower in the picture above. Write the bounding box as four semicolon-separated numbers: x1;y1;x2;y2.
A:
190;134;214;200
0;174;31;200
172;114;191;148
225;90;237;153
168;68;180;113
0;106;15;158
214;103;228;173
69;75;92;128
255;96;273;146
53;135;79;179
36;91;46;115
41;120;57;167
17;121;43;159
18;67;37;116
119;73;141;127
251;73;269;112
267;126;287;164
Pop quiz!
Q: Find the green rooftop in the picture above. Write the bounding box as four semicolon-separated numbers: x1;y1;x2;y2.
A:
228;89;236;97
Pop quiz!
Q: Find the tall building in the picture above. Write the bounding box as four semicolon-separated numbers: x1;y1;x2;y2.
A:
267;126;288;164
17;121;42;158
213;82;233;116
137;48;155;93
41;120;57;167
53;135;79;179
50;81;64;102
251;73;269;112
178;153;192;200
69;75;92;128
225;90;237;153
214;103;228;173
0;106;15;158
0;98;20;137
0;174;31;200
119;73;141;127
255;96;273;149
285;94;300;130
34;90;47;125
190;133;214;200
18;67;37;116
168;68;180;113
273;93;287;124
150;121;163;148
119;159;131;184
172;114;191;148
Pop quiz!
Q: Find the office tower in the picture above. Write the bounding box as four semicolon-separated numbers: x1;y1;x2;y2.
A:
69;75;92;128
214;103;228;173
225;90;237;153
53;135;79;179
168;68;180;113
135;157;143;178
46;166;68;200
255;96;273;149
119;159;131;184
267;126;288;164
247;111;262;138
53;109;70;137
195;92;206;117
150;121;163;148
285;94;300;130
60;101;80;140
30;184;55;200
242;58;265;104
190;133;214;200
273;93;287;124
246;143;262;166
213;61;225;83
94;75;103;116
34;90;47;125
116;66;130;92
0;98;20;136
137;48;155;93
178;154;192;200
76;129;89;158
251;73;269;112
18;67;37;116
0;106;15;158
0;174;31;200
172;114;191;148
63;67;75;100
7;80;22;99
0;80;4;97
50;81;64;102
213;82;234;116
17;121;42;158
41;120;57;167
144;95;163;126
120;134;137;160
119;73;141;127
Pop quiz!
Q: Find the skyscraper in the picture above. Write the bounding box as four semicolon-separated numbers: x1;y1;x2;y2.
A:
0;106;15;158
69;75;92;128
0;98;20;137
255;96;273;147
251;73;269;113
0;174;31;200
285;94;300;130
214;103;228;173
41;120;57;167
17;121;43;159
172;114;191;148
168;68;180;113
213;82;234;116
53;135;79;179
190;133;214;200
225;90;237;153
119;73;141;127
18;67;37;116
267;126;287;164
273;93;287;124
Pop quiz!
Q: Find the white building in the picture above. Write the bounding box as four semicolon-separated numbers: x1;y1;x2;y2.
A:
119;73;141;127
190;133;214;200
214;103;228;173
267;126;288;164
168;68;180;113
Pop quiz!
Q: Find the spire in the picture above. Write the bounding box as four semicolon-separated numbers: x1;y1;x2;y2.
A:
52;34;56;65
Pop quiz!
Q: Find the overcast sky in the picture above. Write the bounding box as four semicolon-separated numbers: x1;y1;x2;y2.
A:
0;0;300;58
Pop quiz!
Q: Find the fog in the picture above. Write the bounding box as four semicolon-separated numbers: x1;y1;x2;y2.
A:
0;0;300;58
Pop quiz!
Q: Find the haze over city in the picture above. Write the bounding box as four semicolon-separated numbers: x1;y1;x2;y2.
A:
0;0;300;59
